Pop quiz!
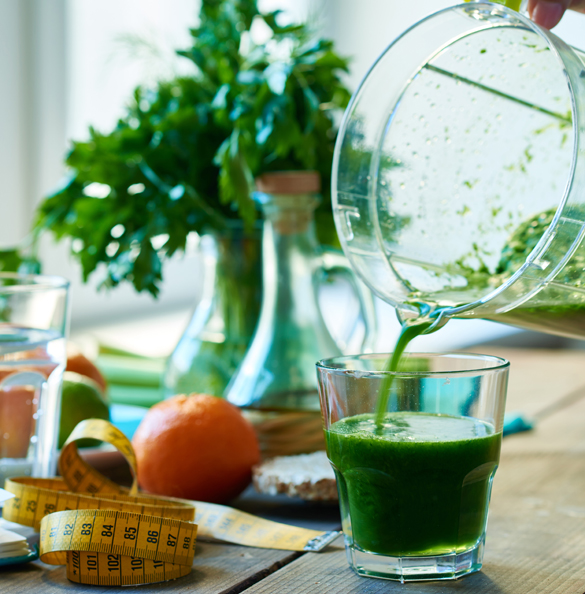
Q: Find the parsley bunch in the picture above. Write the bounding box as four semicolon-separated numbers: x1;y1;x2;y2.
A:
35;0;351;296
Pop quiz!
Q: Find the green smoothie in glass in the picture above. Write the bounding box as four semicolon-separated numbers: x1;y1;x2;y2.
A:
317;352;508;580
326;412;501;557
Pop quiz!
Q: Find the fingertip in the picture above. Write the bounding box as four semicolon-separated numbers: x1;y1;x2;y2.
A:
531;0;565;29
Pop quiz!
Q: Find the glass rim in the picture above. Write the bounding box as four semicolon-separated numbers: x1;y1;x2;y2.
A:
0;272;70;292
316;352;510;376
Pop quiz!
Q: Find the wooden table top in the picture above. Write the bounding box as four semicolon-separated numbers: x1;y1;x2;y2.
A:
3;347;585;594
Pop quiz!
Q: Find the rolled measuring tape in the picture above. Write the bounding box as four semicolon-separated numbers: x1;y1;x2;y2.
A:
3;419;339;586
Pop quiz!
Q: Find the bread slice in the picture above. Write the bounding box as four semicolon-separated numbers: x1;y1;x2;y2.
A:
252;450;337;502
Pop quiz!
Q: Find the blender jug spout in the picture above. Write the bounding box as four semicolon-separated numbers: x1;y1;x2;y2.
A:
396;304;450;336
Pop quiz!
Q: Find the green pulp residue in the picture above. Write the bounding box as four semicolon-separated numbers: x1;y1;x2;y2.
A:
372;202;585;426
464;0;522;11
496;206;585;289
410;203;585;344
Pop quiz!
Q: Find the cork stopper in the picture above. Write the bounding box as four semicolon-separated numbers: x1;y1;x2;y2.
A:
255;171;321;195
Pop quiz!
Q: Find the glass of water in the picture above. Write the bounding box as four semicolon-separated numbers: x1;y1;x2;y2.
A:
0;273;69;483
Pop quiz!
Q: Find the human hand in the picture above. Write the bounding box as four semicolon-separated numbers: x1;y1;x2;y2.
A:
527;0;585;29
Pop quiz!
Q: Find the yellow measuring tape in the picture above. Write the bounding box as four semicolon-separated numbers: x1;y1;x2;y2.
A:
3;419;339;586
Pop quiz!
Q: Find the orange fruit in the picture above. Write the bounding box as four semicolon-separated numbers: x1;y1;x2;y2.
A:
67;352;107;395
132;394;260;503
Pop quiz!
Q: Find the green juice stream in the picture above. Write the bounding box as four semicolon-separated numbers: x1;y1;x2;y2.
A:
374;318;432;425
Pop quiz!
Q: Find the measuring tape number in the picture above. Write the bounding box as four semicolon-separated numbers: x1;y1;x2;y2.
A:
3;418;340;586
4;419;197;585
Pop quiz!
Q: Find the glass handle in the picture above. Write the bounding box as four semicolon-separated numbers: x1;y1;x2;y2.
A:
573;46;585;66
320;248;377;353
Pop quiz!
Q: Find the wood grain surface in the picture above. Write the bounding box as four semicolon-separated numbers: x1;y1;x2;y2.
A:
0;540;299;594
240;452;585;594
466;347;585;418
2;347;585;593
238;347;585;594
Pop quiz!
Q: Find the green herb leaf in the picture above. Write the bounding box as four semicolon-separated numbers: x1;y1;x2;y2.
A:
34;0;351;295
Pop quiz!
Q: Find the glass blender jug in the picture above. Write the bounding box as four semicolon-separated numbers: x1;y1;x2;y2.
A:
332;2;585;339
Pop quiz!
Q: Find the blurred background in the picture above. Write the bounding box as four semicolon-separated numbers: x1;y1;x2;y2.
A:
2;0;585;357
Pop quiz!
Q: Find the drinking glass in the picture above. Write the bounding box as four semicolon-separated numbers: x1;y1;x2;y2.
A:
0;273;69;483
317;353;509;582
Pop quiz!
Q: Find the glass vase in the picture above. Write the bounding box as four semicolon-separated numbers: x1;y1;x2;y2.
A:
163;225;262;398
225;172;377;458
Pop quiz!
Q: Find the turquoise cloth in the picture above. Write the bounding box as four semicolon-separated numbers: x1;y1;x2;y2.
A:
110;404;149;440
503;412;534;437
